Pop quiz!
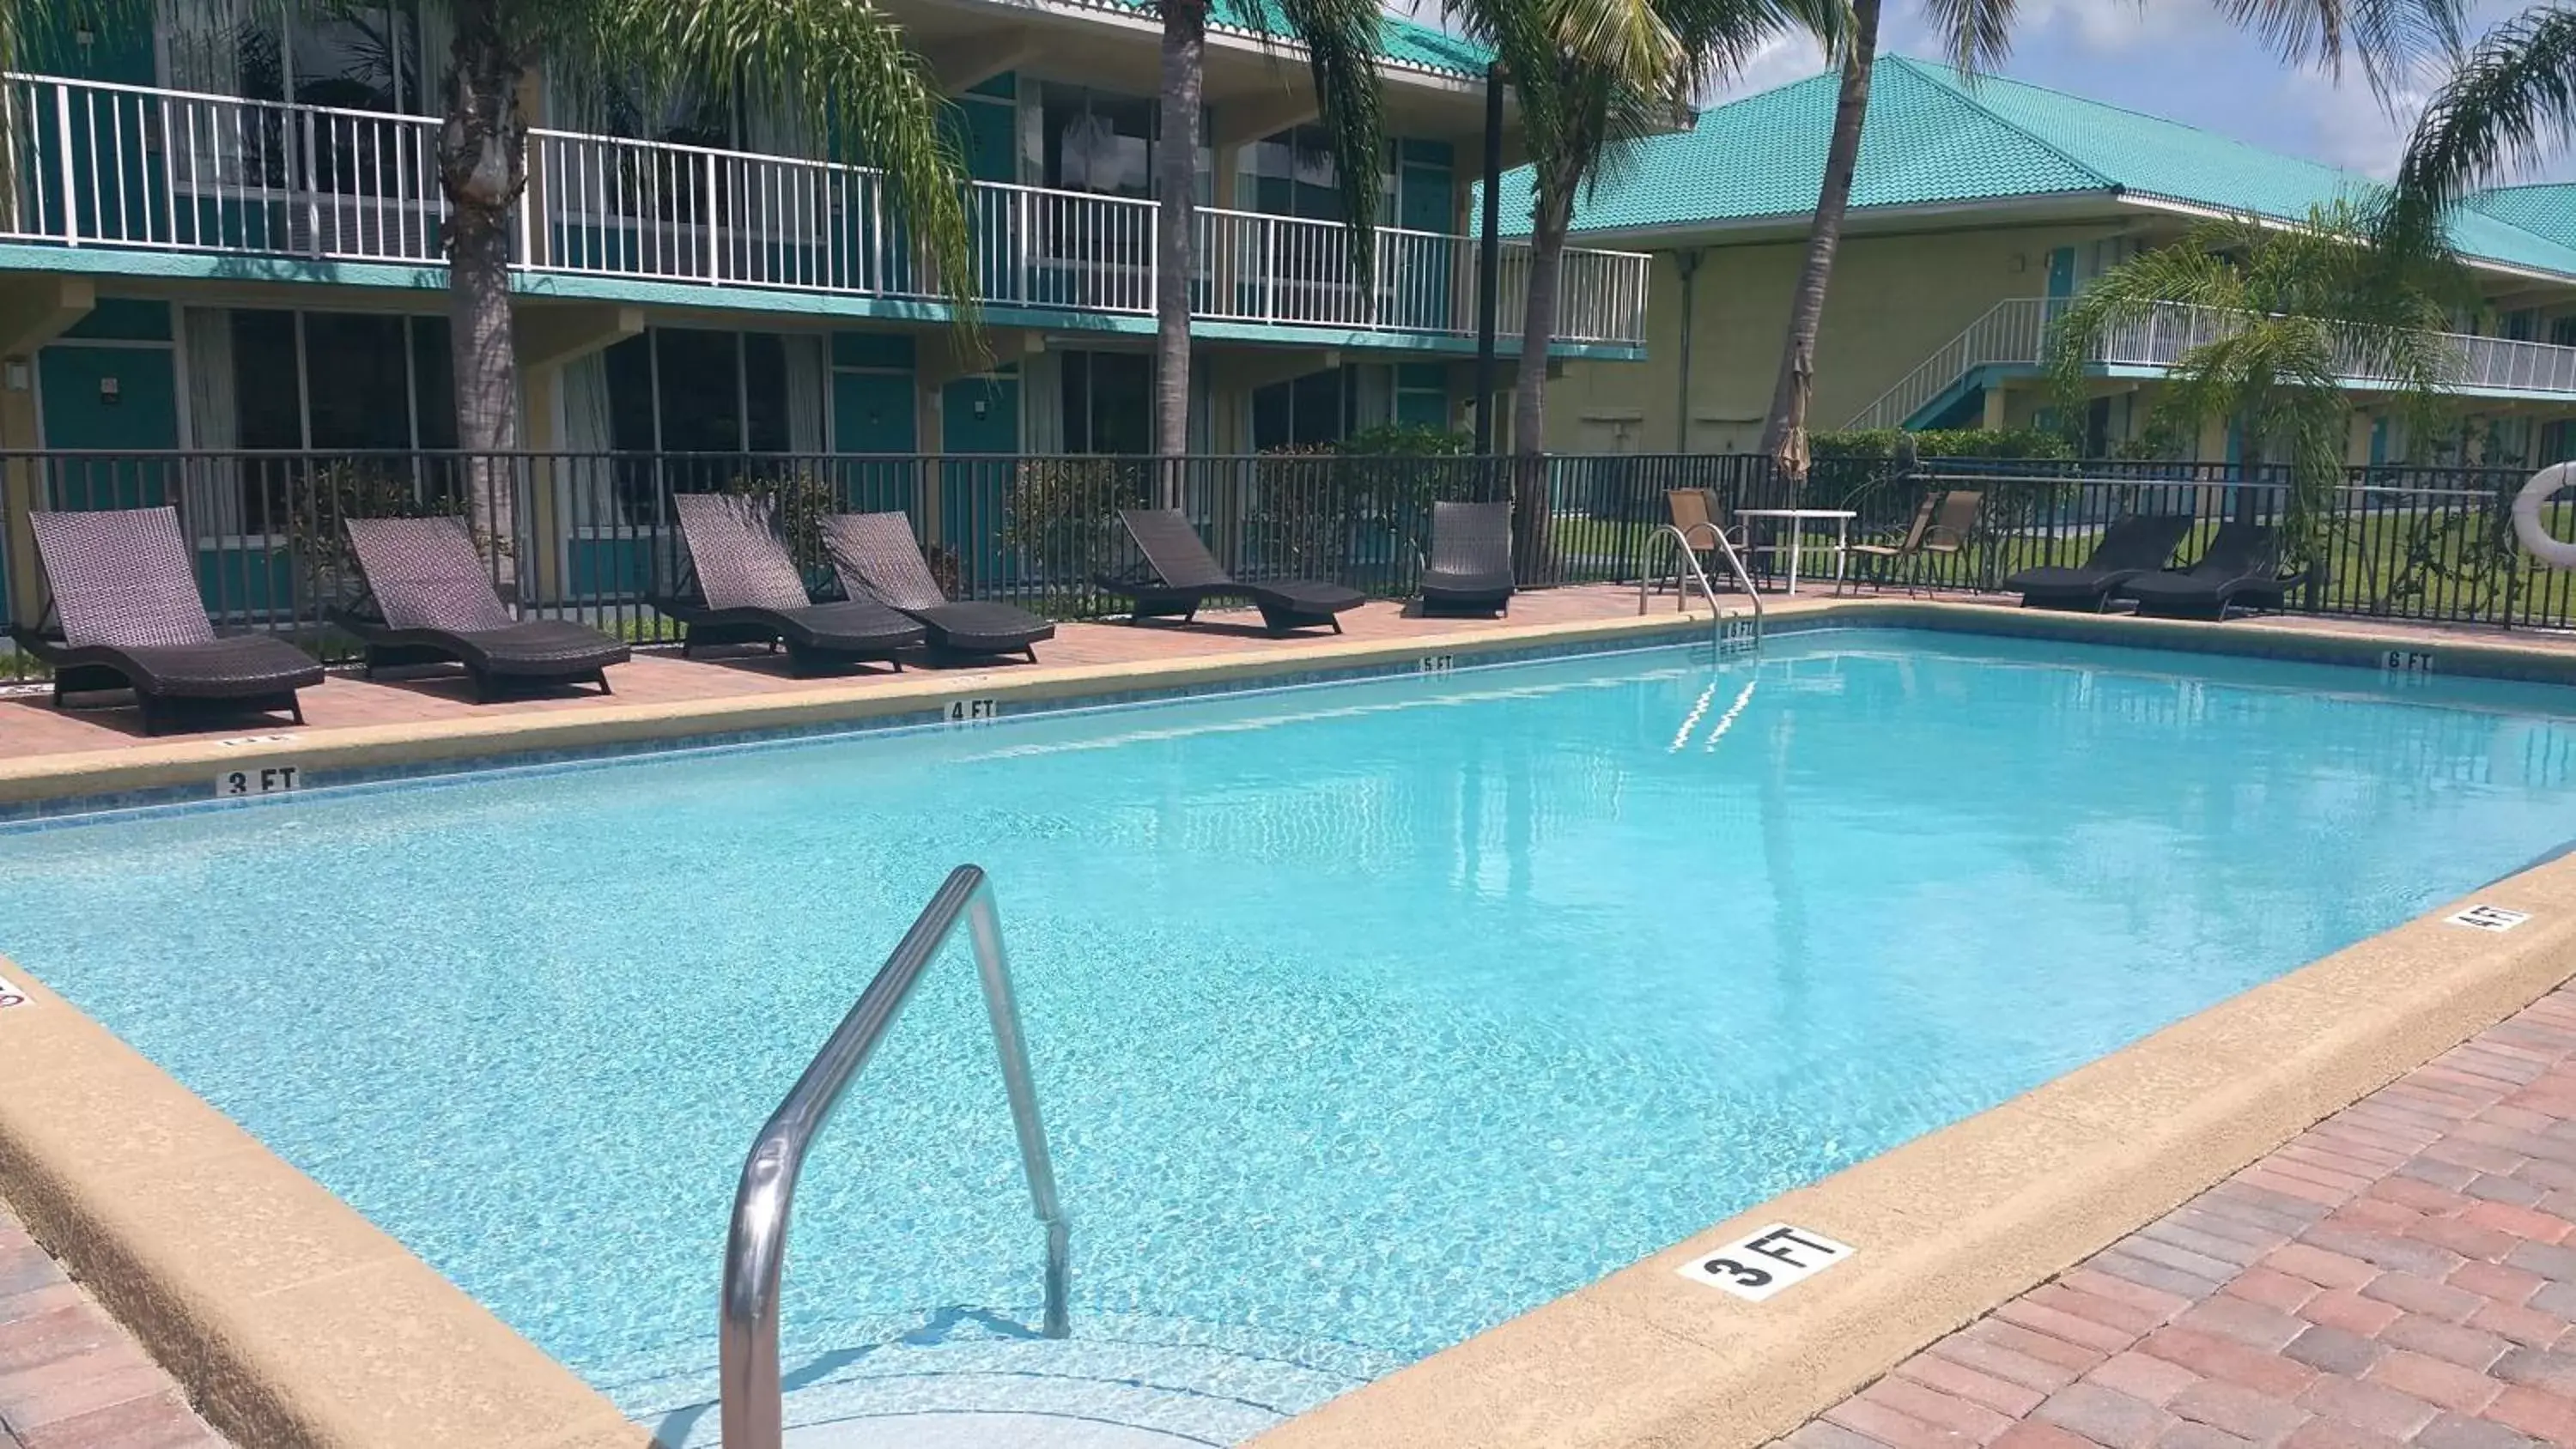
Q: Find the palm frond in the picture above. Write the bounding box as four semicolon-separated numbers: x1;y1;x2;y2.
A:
1917;0;2015;75
2205;0;2463;100
1271;0;1388;284
614;0;980;336
2393;5;2576;217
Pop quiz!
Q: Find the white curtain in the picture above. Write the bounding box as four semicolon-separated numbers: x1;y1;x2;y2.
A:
784;335;825;456
1020;352;1062;454
1352;365;1392;433
165;0;246;187
182;307;243;537
561;353;612;454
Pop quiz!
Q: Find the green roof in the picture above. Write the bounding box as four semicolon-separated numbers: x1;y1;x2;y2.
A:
1074;0;1490;76
1496;56;2576;279
2470;183;2576;247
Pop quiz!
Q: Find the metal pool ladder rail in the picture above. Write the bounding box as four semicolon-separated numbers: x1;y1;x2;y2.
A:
720;864;1070;1449
1641;523;1764;654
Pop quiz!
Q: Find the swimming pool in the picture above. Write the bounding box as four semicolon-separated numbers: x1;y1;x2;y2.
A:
3;626;2574;1446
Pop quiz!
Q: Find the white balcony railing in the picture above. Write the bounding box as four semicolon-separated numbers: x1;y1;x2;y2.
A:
1847;295;2576;431
1;73;1651;348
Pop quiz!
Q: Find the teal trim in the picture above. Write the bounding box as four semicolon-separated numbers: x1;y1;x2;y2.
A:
832;331;916;368
0;246;1641;360
968;72;1018;100
62;298;171;342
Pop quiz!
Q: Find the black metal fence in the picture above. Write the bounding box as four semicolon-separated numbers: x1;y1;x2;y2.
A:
0;449;2567;670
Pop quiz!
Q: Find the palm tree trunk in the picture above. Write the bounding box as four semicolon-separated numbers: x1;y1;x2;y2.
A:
1759;0;1881;494
435;0;527;592
1508;172;1571;580
1153;0;1207;500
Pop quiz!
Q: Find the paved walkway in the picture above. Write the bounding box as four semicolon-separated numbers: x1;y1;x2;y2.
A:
0;584;1692;759
0;1204;224;1449
1774;984;2576;1449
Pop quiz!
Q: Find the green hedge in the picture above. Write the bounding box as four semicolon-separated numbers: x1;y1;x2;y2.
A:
1809;428;2074;461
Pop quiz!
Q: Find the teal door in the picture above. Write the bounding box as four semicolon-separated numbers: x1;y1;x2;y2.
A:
942;374;1019;585
2044;246;2077;302
833;372;920;515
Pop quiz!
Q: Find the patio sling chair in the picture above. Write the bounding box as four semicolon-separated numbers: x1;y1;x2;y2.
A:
653;494;927;674
13;506;325;734
2114;522;2303;621
334;516;628;700
1666;488;1747;577
1839;491;1942;595
1097;507;1365;637
821;512;1054;663
1843;490;1982;596
1417;500;1516;616
2003;514;2195;611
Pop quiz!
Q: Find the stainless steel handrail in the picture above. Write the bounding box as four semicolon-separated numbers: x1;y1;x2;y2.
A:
720;864;1068;1449
1640;522;1764;652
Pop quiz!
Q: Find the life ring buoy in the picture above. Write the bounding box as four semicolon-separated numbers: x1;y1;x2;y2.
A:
2515;464;2576;570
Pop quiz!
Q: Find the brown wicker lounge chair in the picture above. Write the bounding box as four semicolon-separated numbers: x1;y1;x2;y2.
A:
1418;500;1515;615
13;506;324;734
821;512;1054;663
2115;523;2304;620
333;516;628;699
1097;508;1364;636
2004;514;2194;610
653;494;926;674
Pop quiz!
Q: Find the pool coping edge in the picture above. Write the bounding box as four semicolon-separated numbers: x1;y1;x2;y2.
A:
1250;813;2576;1447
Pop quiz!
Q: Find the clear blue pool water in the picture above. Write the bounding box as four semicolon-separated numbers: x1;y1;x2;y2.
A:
4;626;2576;1440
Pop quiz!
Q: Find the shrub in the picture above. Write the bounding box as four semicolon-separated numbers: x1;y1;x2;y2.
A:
999;457;1151;580
1808;427;2074;462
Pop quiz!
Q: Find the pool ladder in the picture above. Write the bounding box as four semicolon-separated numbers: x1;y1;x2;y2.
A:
1641;523;1764;655
719;864;1069;1449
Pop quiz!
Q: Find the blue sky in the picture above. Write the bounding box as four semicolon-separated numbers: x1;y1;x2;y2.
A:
1699;0;2576;185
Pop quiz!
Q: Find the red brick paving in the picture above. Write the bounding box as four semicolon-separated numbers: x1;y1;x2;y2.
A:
0;585;1698;760
0;1203;224;1449
1774;986;2576;1449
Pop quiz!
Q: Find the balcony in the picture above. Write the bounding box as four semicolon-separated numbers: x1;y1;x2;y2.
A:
1847;296;2576;432
0;73;1650;349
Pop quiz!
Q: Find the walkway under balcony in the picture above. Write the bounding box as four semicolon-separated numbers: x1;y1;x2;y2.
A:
1849;296;2576;432
0;74;1651;355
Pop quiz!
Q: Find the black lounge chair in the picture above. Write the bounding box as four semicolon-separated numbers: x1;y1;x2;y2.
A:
2115;522;2302;620
1418;500;1515;615
654;494;927;674
13;506;324;734
2003;514;2195;611
821;512;1054;663
1098;508;1364;637
333;516;628;699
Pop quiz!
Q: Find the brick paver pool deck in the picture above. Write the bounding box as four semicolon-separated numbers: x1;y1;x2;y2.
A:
1772;984;2576;1449
0;1204;223;1449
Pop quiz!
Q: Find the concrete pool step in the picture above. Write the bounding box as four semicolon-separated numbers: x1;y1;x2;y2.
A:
633;1316;1390;1449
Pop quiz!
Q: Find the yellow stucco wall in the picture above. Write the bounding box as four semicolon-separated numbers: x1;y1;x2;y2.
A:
1548;223;2137;453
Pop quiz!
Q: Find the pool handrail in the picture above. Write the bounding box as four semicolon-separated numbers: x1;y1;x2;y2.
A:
1641;522;1763;652
720;864;1070;1449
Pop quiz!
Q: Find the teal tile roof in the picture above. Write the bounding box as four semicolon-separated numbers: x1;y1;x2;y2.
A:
1072;0;1490;76
1495;55;2576;279
2470;184;2576;247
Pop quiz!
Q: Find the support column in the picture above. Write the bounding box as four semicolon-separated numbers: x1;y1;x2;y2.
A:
0;276;97;626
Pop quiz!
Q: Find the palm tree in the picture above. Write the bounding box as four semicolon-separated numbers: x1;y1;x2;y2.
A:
1758;0;2467;488
2388;7;2576;227
2044;202;2466;571
1444;0;1838;571
4;0;976;585
1148;0;1387;471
